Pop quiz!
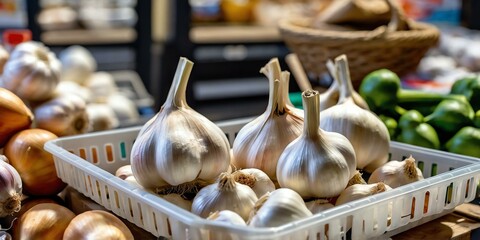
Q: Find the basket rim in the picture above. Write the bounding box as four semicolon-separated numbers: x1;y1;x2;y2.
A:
278;17;440;42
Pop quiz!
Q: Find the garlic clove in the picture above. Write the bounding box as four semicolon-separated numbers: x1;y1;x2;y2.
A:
232;168;275;198
191;172;258;221
336;182;392;206
248;188;312;227
368;155;424;188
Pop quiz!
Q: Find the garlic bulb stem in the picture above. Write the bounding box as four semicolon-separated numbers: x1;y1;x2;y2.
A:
347;170;367;187
304;90;320;138
166;58;193;108
337;56;354;102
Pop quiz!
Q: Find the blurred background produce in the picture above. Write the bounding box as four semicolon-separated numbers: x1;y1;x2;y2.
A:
1;0;480;239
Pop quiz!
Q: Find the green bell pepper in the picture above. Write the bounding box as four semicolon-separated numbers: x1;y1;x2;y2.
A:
379;114;398;139
424;98;475;142
445;126;480;158
475;110;480;128
396;110;440;149
450;75;480;111
359;69;465;117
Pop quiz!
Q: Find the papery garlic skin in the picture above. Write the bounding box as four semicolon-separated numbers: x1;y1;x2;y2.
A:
249;188;312;227
277;89;356;198
347;170;367;187
305;199;335;214
131;58;231;192
160;193;192;211
0;41;61;101
0;160;22;217
191;173;258;221
232;168;275;198
320;55;389;170
232;58;303;182
368;156;424;188
34;94;89;136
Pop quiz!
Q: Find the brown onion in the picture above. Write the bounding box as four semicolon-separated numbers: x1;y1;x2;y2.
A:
0;88;34;148
4;129;66;196
13;202;75;240
63;210;134;240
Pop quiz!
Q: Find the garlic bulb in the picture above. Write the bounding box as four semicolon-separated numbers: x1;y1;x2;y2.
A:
232;168;275;198
130;57;231;194
34;94;89;136
115;165;133;180
0;41;61;101
0;45;9;74
207;210;246;240
336;182;392;206
0;87;34;148
58;45;96;85
0;159;22;217
249;188;312;227
86;103;119;132
276;89;356;198
368;156;424;188
63;210;134;240
54;81;92;103
84;71;117;103
191;172;258;221
232;58;303;182
347;170;367;188
106;93;139;123
305;199;335;214
320;55;390;171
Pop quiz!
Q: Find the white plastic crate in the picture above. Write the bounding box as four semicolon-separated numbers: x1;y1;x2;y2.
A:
44;117;480;240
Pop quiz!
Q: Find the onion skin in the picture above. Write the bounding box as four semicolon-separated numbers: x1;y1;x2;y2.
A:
63;210;134;240
4;129;66;196
0;88;34;148
13;203;75;240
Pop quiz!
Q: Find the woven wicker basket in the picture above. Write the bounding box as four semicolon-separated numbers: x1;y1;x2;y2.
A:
278;0;440;88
